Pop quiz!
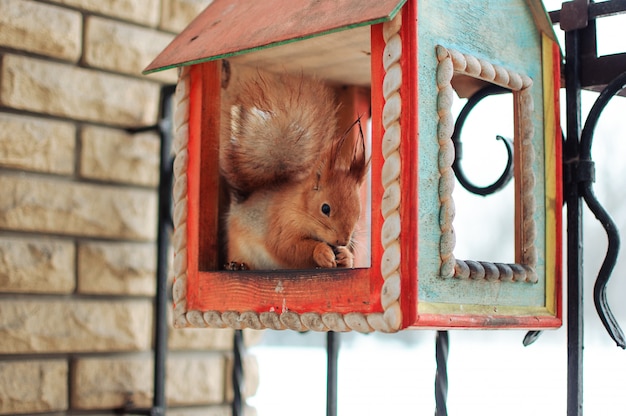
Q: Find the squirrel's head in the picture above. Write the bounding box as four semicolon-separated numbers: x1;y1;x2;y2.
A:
303;118;370;249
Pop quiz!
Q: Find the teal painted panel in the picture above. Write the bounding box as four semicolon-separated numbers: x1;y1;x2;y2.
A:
417;0;548;308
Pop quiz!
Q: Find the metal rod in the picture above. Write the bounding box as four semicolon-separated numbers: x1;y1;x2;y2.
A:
232;329;244;416
549;0;626;24
587;0;626;19
118;89;176;416
327;331;340;416
434;331;449;416
564;21;584;416
153;84;176;416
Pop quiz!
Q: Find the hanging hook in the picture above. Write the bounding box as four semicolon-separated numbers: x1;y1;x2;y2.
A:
451;85;514;196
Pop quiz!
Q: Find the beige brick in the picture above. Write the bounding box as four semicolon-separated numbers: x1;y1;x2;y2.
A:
167;354;225;405
160;0;214;33
0;360;68;414
169;324;264;351
243;330;264;347
71;356;152;409
0;112;75;175
0;237;75;294
72;354;225;409
0;174;157;241
80;126;160;186
78;241;156;296
48;0;160;26
0;55;160;127
73;407;256;416
169;325;234;351
168;406;253;416
84;16;177;83
0;0;82;62
0;299;152;354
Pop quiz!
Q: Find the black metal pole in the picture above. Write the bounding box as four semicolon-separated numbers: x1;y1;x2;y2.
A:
434;331;449;416
232;329;244;416
564;24;584;416
153;85;176;416
327;331;339;416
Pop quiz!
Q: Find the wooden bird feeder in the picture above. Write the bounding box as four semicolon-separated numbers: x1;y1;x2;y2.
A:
145;0;563;332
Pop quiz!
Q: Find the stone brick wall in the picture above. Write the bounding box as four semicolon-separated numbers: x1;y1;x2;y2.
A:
0;0;259;414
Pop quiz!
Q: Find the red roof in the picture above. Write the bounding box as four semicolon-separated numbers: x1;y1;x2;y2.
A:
144;0;406;73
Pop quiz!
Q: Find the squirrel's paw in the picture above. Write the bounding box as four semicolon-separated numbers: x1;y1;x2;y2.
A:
334;246;355;268
313;243;337;268
224;261;249;271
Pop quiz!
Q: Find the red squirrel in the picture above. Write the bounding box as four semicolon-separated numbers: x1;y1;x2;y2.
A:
220;73;369;270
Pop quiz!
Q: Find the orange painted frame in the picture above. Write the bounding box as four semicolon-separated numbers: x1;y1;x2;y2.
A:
185;61;379;315
370;1;420;328
178;3;420;324
185;63;364;315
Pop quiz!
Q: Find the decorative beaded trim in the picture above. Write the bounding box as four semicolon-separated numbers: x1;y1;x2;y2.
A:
435;45;538;284
378;12;404;330
171;66;192;328
171;13;405;332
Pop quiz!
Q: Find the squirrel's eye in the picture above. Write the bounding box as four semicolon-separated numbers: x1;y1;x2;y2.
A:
321;203;331;216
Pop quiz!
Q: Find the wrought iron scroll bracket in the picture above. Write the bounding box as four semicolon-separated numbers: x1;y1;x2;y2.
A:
451;85;514;196
576;70;626;349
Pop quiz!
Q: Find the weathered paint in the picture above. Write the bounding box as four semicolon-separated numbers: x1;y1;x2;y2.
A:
543;33;563;318
417;0;554;310
144;0;406;74
169;0;562;330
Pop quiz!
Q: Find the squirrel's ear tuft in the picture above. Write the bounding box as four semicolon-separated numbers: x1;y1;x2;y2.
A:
350;132;370;185
329;116;370;184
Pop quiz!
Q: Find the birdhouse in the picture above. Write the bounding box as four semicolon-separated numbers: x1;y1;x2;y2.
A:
145;0;562;332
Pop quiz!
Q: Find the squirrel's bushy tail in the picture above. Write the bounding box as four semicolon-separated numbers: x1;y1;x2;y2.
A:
220;73;338;196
